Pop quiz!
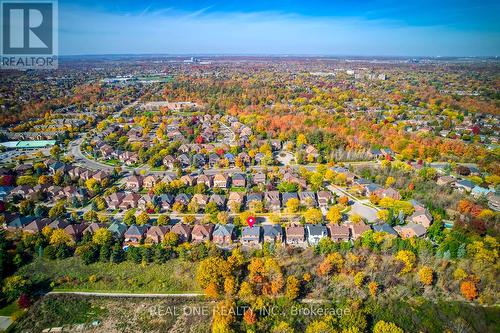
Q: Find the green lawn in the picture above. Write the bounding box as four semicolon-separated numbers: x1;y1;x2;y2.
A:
17;257;201;294
0;302;20;316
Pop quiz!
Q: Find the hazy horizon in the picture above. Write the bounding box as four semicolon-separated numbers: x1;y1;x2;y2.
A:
56;0;500;57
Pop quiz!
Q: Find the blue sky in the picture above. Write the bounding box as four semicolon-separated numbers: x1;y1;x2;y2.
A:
58;0;500;56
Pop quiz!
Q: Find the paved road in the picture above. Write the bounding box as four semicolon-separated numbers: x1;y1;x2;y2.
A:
69;138;115;171
218;121;236;145
327;184;379;222
48;291;203;298
68;100;140;171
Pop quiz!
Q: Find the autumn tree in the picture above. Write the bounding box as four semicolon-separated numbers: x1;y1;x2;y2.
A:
418;266;433;286
460;280;478;301
395;250;416;274
354;272;365;288
136;211;150;225
162;231;179;247
243;308;257;326
285;275;300;300
197;256;231;296
305;320;335;333
326;206;342;224
212;299;236;333
304;208;323;224
92;228;112;246
286;198;300;213
317;252;344;276
373;320;404;333
49;229;73;247
368;281;378;297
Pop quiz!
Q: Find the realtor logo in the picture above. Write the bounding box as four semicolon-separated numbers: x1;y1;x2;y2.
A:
1;0;58;69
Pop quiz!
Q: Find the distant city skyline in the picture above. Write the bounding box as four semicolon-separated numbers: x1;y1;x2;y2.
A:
58;0;500;56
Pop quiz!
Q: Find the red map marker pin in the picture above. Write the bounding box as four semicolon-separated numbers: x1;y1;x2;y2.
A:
247;216;255;228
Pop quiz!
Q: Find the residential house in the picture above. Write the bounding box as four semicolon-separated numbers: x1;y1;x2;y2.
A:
409;210;433;228
125;175;143;191
436;175;455;186
262;225;283;243
282;192;299;207
192;194;209;209
455;180;475;193
224;153;235;164
197;174;212;188
108;222;128;239
208;154;220;167
394;223;426;238
299;192;317;207
6;215;36;231
138;194;157;211
238;152;251;165
120;151;139;165
347;222;371;240
191;224;214;242
48;219;69;230
158;193;175;211
264;191;281;211
246;192;263;209
375;187;401;200
241;226;262;245
327;224;350;242
232;174;246;187
212;224;235;245
409;199;426;213
143;175;158;190
174;193;191;206
124;225;148;245
177;154;190;167
228;192;245;211
64;224;87;241
146;225;170;244
209;194;226;209
83;222;106;235
317;191;333;207
190;154;204;168
171;223;192;242
252;172;266;185
213;173;229;188
180;174;197;187
285;225;306;246
372;223;398;236
92;171;109;183
120;193;141;210
471;186;494;198
161;174;175;184
487;194;500;212
23;218;51;234
365;183;383;197
283;173;307;189
305;224;328;245
163;155;176;169
105;192;125;210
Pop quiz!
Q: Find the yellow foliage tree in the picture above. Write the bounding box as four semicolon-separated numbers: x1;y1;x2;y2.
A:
49;229;73;246
326;206;342;224
285;275;300;300
418;266;433;285
395;250;416;274
373;320;404;333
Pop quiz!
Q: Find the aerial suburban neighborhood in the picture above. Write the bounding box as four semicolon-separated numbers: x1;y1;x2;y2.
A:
0;1;499;333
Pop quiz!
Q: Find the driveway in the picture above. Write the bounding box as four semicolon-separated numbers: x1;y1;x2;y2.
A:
0;316;13;331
